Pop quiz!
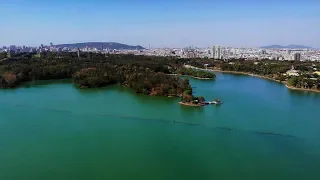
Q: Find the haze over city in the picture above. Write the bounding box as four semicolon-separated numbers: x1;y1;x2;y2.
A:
1;0;319;48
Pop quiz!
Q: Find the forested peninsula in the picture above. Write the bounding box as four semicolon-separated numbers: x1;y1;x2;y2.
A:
0;52;215;97
185;58;320;92
2;51;319;96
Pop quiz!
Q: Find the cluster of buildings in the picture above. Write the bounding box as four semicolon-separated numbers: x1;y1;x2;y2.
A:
0;44;86;54
0;44;61;54
0;45;38;53
0;44;142;55
176;46;319;61
116;46;320;62
286;64;320;78
1;44;320;62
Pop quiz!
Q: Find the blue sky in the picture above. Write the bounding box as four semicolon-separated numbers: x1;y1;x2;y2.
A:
0;0;319;48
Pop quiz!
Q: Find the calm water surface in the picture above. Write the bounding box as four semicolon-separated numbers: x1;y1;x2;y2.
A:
1;73;320;180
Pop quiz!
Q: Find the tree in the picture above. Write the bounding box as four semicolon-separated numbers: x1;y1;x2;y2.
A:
0;53;7;60
0;72;19;88
288;76;299;87
183;89;192;95
198;96;205;102
182;94;193;102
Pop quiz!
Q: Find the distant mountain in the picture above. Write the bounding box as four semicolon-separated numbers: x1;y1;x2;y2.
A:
260;44;312;49
54;42;145;50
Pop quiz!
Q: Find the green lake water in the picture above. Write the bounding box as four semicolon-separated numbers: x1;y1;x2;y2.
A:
1;73;320;180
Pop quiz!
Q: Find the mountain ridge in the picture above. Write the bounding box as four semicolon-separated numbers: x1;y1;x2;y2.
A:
260;44;312;49
54;42;145;50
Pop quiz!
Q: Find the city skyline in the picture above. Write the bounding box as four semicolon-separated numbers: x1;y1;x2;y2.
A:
2;42;319;62
1;0;320;48
0;42;316;49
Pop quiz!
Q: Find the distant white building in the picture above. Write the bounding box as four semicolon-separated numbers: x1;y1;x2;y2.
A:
286;65;300;76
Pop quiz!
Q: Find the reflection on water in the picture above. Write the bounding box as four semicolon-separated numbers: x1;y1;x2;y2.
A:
179;104;204;112
76;86;109;95
288;88;320;97
23;79;72;87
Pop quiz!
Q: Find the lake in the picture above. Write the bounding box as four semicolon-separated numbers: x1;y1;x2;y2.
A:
1;73;320;180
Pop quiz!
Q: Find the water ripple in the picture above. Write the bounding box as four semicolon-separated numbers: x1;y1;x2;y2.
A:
0;101;298;139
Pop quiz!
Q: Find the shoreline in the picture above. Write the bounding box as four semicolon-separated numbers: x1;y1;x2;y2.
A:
178;102;204;107
167;74;213;80
181;75;213;80
212;69;320;93
3;70;319;94
285;85;320;93
2;79;185;98
186;66;320;93
185;65;320;93
185;65;319;94
211;69;281;83
185;65;279;82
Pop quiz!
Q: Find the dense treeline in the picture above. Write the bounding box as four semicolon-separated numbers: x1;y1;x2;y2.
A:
288;75;320;90
216;60;320;90
2;51;319;93
0;53;7;60
176;67;215;79
0;52;193;96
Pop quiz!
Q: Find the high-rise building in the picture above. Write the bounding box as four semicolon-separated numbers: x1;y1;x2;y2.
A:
216;46;222;59
287;49;291;55
212;46;222;59
294;53;301;61
212;46;216;59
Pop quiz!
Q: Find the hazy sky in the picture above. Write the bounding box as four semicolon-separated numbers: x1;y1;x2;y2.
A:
1;0;319;48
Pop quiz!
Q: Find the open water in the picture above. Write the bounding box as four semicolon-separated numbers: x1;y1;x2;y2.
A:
1;73;320;180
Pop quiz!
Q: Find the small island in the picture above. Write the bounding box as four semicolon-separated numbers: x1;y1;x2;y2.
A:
179;91;206;107
179;92;222;107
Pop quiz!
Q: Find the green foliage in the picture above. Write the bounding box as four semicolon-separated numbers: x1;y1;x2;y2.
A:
72;68;116;88
183;58;320;90
182;94;194;102
0;72;20;88
33;53;41;58
0;52;8;59
0;53;192;96
176;67;215;79
183;89;192;95
1;52;318;92
274;74;287;82
288;76;299;87
182;79;192;95
219;61;291;75
198;96;205;102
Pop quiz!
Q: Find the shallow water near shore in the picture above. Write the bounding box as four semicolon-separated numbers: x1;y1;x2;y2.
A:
1;73;320;180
